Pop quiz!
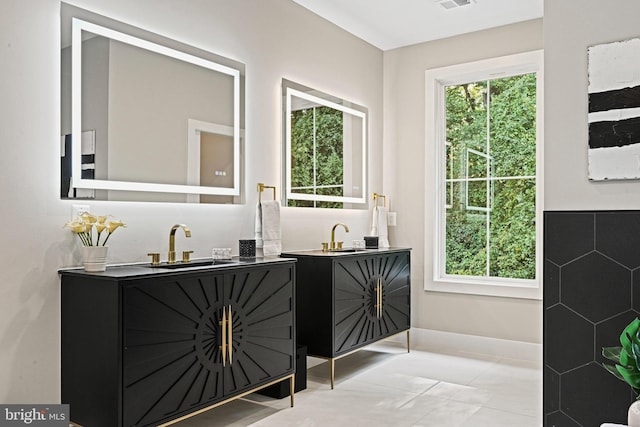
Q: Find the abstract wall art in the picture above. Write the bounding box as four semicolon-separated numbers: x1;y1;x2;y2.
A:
588;38;640;180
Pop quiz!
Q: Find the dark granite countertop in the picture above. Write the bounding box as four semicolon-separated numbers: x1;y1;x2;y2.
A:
58;256;297;279
281;247;411;258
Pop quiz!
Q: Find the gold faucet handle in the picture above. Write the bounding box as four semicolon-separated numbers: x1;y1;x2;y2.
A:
321;242;329;252
182;250;194;263
337;241;344;250
147;252;161;265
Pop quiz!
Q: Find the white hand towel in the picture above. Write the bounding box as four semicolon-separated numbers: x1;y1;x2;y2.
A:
255;201;263;248
260;200;282;256
369;205;379;236
377;206;390;248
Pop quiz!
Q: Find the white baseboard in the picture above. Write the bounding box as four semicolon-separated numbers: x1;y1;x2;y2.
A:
383;328;542;362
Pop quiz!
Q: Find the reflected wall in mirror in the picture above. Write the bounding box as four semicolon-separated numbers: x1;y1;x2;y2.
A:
60;3;245;203
283;79;367;209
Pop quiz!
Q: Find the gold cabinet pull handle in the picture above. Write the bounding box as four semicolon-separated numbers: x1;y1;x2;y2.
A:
377;282;380;318
377;278;383;318
374;279;383;318
228;305;233;365
376;281;379;318
220;308;227;367
374;283;378;317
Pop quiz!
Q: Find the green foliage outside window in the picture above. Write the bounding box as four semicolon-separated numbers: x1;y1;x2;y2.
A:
288;106;344;208
444;73;537;280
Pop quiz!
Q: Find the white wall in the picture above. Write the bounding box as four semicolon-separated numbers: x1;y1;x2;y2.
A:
544;0;640;210
383;19;544;343
0;0;382;403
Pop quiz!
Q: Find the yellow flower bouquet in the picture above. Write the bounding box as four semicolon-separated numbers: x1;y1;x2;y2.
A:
64;212;126;246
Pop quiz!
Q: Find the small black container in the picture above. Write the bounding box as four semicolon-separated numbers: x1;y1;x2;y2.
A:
364;236;379;249
239;239;256;258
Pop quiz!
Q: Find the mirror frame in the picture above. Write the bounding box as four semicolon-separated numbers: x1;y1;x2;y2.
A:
70;17;241;196
284;85;367;205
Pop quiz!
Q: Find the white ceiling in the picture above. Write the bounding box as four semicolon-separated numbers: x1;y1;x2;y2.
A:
291;0;543;51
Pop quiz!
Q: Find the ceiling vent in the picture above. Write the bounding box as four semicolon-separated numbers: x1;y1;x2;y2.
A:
436;0;475;10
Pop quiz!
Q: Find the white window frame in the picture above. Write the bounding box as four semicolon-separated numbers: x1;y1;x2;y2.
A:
425;50;543;300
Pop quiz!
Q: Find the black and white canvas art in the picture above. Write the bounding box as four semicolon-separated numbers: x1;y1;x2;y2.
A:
588;38;640;180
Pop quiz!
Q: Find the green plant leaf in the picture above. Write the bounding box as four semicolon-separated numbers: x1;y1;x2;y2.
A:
616;364;640;389
602;318;640;397
603;362;625;382
621;318;640;349
603;346;622;363
621;348;634;366
633;342;640;362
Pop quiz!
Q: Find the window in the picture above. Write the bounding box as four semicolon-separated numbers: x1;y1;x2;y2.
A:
426;51;543;299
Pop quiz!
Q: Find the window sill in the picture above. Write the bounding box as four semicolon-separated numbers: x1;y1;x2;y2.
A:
426;277;542;300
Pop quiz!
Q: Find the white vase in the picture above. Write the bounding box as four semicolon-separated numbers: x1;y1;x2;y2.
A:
629;400;640;427
82;246;109;272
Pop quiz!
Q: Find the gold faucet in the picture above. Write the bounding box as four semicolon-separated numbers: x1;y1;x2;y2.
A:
330;223;349;250
168;224;191;264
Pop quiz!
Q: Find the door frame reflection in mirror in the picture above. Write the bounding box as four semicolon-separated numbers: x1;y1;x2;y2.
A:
70;17;241;197
186;119;239;193
283;80;368;208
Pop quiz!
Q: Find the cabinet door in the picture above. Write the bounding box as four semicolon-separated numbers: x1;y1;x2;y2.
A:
334;252;410;355
223;264;295;395
122;273;226;427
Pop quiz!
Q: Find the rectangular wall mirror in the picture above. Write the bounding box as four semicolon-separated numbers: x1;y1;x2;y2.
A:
60;4;245;204
283;79;367;209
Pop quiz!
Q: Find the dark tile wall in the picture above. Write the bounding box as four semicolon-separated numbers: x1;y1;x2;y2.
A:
544;211;640;426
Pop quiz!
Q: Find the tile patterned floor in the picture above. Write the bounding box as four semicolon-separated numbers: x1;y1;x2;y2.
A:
178;340;542;427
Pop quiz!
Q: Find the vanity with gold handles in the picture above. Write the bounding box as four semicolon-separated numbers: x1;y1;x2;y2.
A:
281;247;411;389
60;257;296;427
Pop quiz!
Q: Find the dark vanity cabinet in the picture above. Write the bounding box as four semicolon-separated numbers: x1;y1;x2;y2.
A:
281;248;410;386
61;259;296;427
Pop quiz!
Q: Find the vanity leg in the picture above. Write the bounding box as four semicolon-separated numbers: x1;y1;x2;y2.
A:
330;358;335;389
289;374;295;407
407;330;411;353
